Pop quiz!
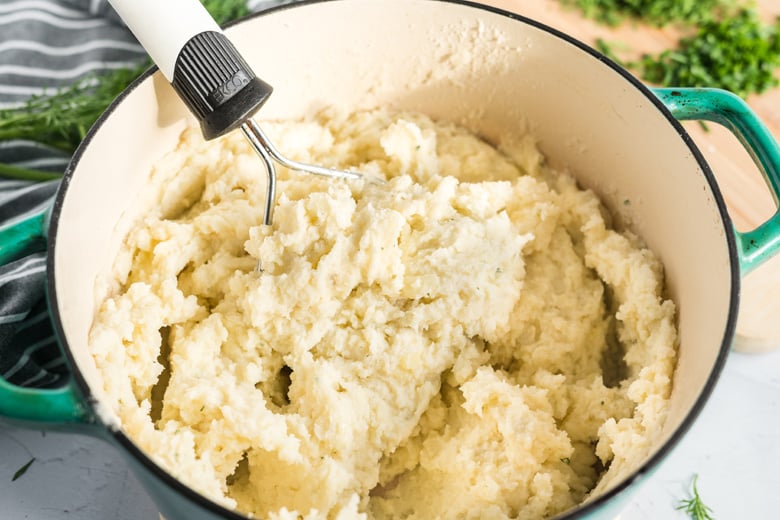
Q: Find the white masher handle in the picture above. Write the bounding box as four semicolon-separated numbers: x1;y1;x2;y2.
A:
108;0;221;82
107;0;273;141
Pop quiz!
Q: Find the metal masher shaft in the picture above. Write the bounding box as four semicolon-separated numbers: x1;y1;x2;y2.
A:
240;121;277;226
108;0;366;227
240;118;365;226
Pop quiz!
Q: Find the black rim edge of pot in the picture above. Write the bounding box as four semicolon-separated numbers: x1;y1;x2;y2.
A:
45;0;740;518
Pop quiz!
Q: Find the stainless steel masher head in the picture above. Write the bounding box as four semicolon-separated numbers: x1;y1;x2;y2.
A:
108;0;365;226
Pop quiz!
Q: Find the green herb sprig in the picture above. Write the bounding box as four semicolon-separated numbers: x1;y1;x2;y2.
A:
0;0;251;182
0;63;149;153
676;474;715;520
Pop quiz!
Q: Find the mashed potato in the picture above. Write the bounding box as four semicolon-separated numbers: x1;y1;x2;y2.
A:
88;109;678;519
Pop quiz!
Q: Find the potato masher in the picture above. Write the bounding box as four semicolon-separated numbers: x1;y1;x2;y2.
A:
107;0;364;225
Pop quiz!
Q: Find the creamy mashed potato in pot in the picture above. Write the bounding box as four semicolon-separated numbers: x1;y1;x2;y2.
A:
88;109;678;519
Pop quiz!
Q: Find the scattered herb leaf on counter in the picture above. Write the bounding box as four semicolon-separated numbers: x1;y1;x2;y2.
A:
12;458;35;482
639;9;780;98
676;474;715;520
0;0;251;182
562;0;733;27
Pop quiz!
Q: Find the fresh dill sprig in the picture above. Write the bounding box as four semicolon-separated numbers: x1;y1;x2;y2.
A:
0;0;251;182
0;63;150;154
676;474;715;520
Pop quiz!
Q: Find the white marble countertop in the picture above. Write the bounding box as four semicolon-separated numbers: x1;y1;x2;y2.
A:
1;347;779;519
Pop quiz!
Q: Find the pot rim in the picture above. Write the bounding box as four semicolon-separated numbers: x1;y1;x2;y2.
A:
46;1;739;518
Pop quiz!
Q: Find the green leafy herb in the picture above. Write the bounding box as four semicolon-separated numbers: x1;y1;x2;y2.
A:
638;9;780;97
0;0;251;181
563;0;732;27
12;458;35;482
202;0;251;25
0;162;64;182
676;474;715;520
0;63;149;154
595;38;628;67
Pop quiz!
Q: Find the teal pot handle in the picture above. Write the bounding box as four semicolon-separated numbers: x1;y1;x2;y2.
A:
0;205;91;426
0;205;49;265
0;380;89;425
653;87;780;275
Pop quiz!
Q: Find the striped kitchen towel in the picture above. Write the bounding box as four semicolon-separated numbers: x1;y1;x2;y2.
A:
0;0;295;390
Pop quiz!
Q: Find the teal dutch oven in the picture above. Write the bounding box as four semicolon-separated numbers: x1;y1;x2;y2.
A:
1;1;780;518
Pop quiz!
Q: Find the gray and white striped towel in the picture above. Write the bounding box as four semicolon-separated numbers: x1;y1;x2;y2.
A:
0;0;294;390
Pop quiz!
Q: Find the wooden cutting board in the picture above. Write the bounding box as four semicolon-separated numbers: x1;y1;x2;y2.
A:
483;0;780;351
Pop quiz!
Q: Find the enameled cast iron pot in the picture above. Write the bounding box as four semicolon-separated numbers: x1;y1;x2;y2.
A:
2;1;780;518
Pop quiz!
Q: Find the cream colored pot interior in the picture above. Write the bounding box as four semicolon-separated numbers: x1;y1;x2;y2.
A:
54;0;734;500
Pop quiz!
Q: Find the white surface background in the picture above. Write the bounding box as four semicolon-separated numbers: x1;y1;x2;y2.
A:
1;348;779;519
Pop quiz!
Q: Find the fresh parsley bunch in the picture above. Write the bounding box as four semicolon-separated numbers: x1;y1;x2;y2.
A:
564;0;732;27
581;1;780;101
640;9;780;98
